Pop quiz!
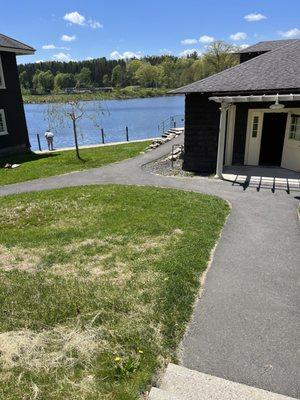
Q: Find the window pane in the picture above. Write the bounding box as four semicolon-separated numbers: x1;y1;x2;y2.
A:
289;114;300;140
252;116;259;138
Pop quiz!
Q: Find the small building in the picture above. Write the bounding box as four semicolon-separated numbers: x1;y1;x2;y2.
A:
0;33;35;155
171;40;300;175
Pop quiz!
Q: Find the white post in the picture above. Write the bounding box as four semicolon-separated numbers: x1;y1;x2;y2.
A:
215;102;230;178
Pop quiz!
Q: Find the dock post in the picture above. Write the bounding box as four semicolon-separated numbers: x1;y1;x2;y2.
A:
37;133;42;151
101;128;105;144
126;126;129;141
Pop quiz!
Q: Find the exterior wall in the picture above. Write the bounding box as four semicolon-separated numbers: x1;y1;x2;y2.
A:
239;52;266;63
183;93;220;173
0;51;30;155
232;100;300;165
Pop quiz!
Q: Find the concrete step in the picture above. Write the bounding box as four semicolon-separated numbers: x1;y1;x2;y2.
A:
160;364;296;400
149;387;183;400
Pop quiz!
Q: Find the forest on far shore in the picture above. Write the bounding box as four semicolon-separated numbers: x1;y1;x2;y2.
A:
18;42;241;93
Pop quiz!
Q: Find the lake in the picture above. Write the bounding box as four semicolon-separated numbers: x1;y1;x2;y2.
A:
25;95;184;151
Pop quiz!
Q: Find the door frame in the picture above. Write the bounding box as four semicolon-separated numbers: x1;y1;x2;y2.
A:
244;107;300;167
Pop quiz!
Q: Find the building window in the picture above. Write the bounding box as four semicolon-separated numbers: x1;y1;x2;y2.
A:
289;114;300;141
0;56;5;89
251;115;259;138
0;110;8;136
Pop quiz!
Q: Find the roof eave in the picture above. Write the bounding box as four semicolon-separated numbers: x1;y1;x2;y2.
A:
0;46;35;55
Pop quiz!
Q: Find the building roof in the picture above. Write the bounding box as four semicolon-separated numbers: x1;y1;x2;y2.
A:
171;40;300;94
238;39;299;53
0;33;35;55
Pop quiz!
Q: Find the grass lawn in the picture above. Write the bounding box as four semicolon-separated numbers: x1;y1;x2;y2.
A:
0;141;150;186
0;185;229;399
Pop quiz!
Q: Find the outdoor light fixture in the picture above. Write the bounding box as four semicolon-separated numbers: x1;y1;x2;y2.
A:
269;94;285;110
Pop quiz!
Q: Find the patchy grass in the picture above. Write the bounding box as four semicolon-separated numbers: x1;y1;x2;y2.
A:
0;185;229;399
0;141;150;186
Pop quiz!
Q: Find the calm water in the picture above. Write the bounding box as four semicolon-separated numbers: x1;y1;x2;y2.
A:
25;96;184;151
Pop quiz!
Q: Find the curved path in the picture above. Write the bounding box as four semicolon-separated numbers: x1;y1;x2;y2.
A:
0;138;299;398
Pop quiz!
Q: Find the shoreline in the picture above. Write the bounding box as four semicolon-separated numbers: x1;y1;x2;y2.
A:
22;88;173;104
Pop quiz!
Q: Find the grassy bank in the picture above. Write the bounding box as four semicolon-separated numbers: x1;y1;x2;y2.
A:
22;88;169;104
0;185;229;399
0;141;150;185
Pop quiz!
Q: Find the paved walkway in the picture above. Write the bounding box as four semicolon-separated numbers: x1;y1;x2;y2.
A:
0;137;299;399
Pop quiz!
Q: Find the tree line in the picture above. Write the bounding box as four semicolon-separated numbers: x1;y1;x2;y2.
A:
18;42;239;93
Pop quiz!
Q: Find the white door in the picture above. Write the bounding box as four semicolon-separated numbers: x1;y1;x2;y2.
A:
281;113;300;172
245;111;263;165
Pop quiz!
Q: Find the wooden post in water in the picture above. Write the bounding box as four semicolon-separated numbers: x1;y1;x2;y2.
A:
37;133;42;151
101;128;105;144
126;126;129;141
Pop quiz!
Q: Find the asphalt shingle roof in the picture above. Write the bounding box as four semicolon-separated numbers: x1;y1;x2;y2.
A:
238;39;299;53
171;40;300;94
0;33;35;54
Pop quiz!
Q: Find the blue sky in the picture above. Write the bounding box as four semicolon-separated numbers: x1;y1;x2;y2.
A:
2;0;300;64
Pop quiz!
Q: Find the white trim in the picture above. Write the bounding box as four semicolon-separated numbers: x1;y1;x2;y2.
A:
0;46;35;55
215;103;229;178
210;94;300;103
0;109;8;136
0;56;5;89
225;105;236;166
245;107;300;168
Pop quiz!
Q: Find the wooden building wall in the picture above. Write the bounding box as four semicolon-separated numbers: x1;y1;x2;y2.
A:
0;51;30;155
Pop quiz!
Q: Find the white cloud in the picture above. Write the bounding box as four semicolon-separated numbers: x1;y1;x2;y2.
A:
42;44;70;50
199;35;214;43
244;13;266;22
110;50;143;60
53;52;73;62
230;32;247;41
63;11;103;29
88;19;103;29
159;48;172;55
35;60;44;63
178;49;200;57
61;34;76;42
279;28;300;38
181;38;198;45
64;11;86;26
239;44;250;49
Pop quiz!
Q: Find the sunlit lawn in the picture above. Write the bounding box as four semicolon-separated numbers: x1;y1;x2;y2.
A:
0;141;150;185
0;185;228;399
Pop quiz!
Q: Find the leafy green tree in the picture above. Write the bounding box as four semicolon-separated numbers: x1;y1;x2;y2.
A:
102;74;110;86
75;67;92;88
38;70;54;92
19;71;29;89
54;73;76;90
203;41;238;74
126;60;143;85
135;63;160;87
111;65;126;87
32;70;42;90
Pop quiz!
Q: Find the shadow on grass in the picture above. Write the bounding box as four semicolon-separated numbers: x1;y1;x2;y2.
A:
0;151;59;167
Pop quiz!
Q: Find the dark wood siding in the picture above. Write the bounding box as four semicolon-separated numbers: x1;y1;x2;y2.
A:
0;51;30;155
232;101;300;165
183;93;220;173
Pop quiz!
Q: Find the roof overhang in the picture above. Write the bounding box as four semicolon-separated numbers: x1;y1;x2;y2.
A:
0;46;35;55
209;93;300;103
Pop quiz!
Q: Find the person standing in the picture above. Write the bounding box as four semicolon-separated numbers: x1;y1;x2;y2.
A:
45;129;54;151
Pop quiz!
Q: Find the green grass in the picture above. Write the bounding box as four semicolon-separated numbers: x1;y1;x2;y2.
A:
0;141;150;185
22;88;168;104
0;185;228;400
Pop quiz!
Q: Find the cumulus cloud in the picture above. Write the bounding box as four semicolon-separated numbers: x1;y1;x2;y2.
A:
230;32;247;41
199;35;214;43
110;50;143;60
244;13;266;22
279;28;300;38
181;38;198;45
239;44;250;49
63;11;103;29
53;52;73;62
42;44;70;50
178;49;200;57
61;34;76;42
159;48;172;55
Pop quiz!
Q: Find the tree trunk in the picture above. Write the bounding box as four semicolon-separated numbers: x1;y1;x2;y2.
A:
72;118;81;160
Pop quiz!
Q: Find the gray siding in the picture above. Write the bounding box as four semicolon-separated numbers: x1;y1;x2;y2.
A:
0;51;30;155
